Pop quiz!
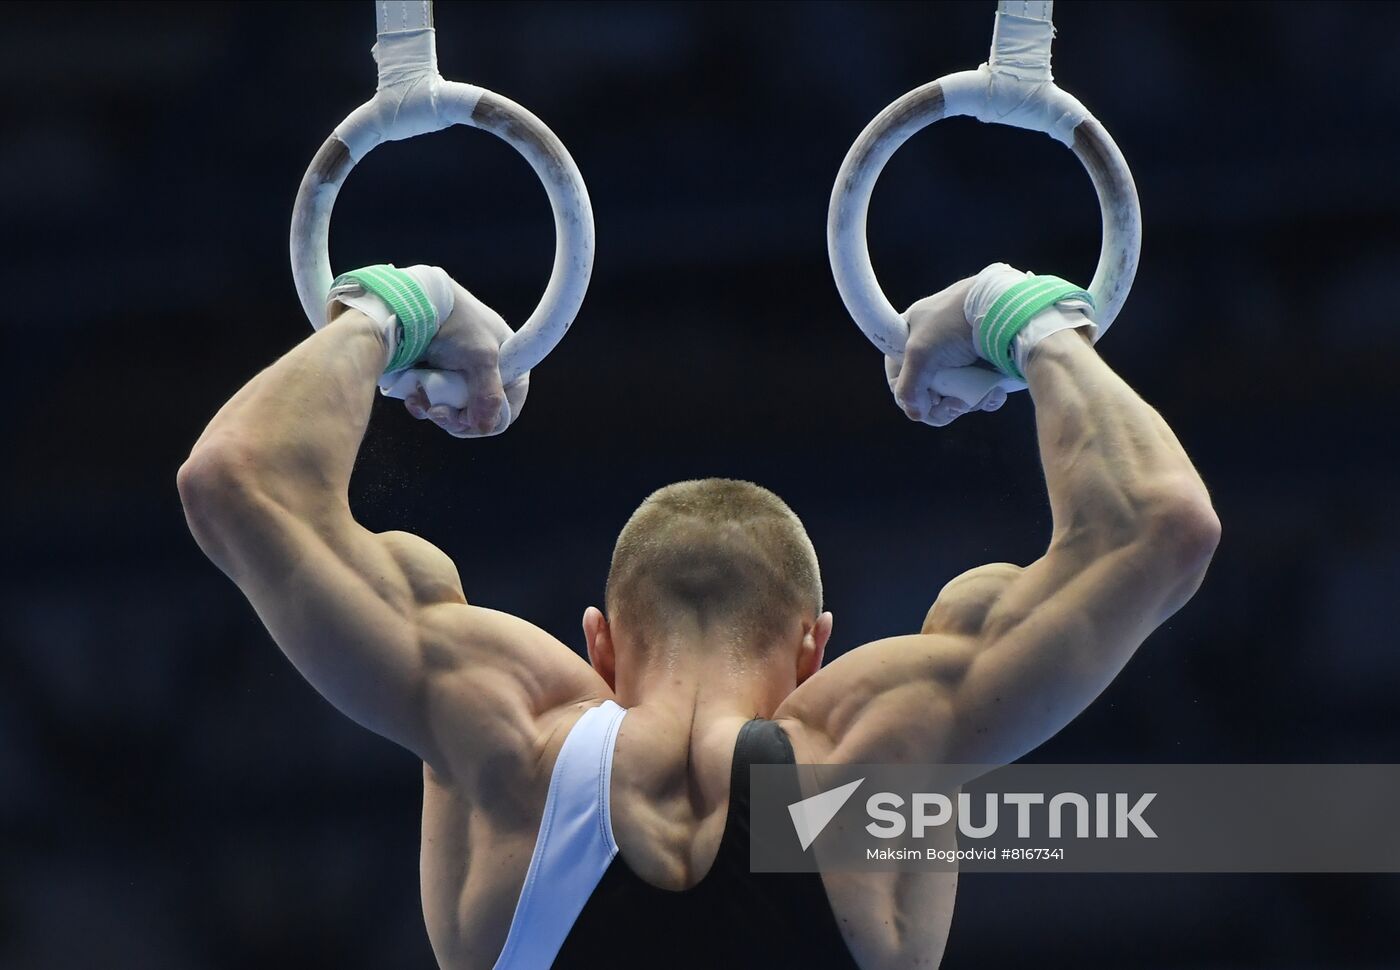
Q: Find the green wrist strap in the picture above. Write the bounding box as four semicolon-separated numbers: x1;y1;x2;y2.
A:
331;264;439;373
977;275;1094;381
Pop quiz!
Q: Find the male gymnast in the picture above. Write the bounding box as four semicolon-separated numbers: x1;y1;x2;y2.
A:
178;262;1218;968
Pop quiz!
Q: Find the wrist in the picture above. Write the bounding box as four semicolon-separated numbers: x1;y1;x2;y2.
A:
327;307;395;370
327;264;453;375
1010;303;1094;376
1021;325;1094;376
963;264;1097;380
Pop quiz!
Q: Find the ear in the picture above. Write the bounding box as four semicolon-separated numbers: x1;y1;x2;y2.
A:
795;611;833;685
583;606;616;691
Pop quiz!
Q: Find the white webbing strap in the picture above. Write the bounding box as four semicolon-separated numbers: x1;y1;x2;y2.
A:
374;0;437;94
376;0;432;35
989;0;1055;82
373;27;438;90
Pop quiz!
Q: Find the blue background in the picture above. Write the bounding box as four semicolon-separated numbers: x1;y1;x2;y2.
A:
3;2;1398;967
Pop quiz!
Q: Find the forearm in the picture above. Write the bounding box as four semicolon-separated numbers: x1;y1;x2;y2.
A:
1022;329;1217;555
936;330;1220;764
187;310;389;511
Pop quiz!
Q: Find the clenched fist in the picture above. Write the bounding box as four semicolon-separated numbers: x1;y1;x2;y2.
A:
402;282;530;439
885;278;1008;428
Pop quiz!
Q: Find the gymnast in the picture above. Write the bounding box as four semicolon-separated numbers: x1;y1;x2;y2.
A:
177;2;1217;966
178;259;1218;969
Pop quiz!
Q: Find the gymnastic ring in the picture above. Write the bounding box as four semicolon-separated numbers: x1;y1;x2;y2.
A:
290;81;594;387
827;68;1140;395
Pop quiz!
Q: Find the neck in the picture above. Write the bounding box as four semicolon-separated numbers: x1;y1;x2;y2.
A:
613;628;793;719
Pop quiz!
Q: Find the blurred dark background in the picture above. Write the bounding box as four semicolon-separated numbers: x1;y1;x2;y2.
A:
3;1;1398;967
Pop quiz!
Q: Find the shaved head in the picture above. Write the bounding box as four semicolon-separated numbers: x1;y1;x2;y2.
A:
605;479;822;648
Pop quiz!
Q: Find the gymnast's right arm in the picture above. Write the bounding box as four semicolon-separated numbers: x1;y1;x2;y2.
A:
176;283;594;772
781;271;1220;772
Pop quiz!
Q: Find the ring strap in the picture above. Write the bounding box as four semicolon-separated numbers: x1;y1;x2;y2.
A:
376;0;433;35
989;1;1056;83
977;275;1093;381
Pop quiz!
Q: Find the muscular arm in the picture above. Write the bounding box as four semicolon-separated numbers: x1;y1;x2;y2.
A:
177;308;597;770
783;324;1220;770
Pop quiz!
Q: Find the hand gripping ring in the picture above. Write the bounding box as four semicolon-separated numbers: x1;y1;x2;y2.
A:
828;24;1141;406
289;14;594;392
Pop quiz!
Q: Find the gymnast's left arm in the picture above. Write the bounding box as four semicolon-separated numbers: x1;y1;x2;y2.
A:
177;271;590;771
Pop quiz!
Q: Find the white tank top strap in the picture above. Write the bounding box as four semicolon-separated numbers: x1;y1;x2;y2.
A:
492;699;627;970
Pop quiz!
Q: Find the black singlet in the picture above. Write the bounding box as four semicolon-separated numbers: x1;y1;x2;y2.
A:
550;718;860;969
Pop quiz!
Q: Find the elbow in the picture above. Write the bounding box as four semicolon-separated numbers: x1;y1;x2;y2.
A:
177;444;243;511
1142;490;1221;576
177;444;258;550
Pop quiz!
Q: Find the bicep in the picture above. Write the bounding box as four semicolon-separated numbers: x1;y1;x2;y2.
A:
787;535;1200;771
942;534;1200;765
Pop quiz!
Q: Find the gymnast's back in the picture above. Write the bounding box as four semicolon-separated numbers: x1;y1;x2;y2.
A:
417;667;960;970
405;478;968;967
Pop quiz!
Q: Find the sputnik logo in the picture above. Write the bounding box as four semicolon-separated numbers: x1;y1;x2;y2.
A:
787;778;864;851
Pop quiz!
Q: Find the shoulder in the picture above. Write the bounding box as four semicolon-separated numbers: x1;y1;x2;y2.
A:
774;633;967;765
919;562;1024;636
374;529;610;727
376;530;467;606
416;604;612;779
775;563;1025;765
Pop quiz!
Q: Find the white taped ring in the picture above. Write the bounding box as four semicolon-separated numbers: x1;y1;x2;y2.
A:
826;69;1140;395
290;32;594;387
